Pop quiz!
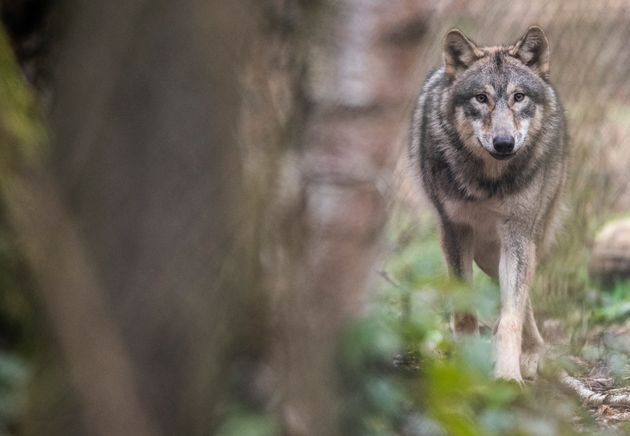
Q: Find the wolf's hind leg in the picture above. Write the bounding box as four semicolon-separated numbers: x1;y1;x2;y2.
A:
520;297;545;380
440;221;477;335
450;312;479;335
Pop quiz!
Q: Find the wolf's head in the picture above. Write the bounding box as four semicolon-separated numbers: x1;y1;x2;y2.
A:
443;26;552;162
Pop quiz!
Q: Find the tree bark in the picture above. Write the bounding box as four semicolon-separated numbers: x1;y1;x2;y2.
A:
2;1;428;435
3;1;257;435
260;1;429;434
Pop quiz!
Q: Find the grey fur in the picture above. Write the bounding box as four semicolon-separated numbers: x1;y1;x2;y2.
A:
409;26;568;382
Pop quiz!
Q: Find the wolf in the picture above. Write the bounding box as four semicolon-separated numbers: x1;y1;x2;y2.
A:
409;26;568;382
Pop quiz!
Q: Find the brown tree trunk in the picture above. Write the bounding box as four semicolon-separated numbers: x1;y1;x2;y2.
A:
259;1;429;434
3;1;428;435
3;2;257;435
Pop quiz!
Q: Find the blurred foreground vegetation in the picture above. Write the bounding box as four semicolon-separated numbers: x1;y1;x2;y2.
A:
0;1;630;435
6;208;630;435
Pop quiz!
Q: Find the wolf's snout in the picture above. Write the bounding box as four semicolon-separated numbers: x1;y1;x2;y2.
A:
492;135;515;155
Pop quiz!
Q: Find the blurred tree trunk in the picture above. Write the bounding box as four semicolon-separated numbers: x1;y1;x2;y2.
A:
251;1;428;434
3;1;258;435
2;0;427;435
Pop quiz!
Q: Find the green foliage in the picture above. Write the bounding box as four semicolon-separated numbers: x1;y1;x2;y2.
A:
215;408;280;436
334;209;588;435
0;24;45;435
592;280;630;323
0;353;28;429
0;29;46;179
339;315;408;436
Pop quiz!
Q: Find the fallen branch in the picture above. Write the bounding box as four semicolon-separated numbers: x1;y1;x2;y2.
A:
560;371;630;407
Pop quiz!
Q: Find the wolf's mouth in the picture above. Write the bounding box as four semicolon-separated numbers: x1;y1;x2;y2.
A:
489;151;515;161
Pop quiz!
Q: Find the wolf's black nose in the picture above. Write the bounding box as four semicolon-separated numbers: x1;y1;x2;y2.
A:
492;136;515;154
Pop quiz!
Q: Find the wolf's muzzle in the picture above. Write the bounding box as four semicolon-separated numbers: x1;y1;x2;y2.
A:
491;135;515;160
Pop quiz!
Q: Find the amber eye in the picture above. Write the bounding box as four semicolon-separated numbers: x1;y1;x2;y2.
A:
514;92;525;102
475;94;488;103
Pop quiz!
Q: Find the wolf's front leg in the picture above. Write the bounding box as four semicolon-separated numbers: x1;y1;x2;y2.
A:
495;227;536;383
439;220;477;335
520;296;545;380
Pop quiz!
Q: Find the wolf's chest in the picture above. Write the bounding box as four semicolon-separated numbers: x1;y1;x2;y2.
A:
443;198;506;236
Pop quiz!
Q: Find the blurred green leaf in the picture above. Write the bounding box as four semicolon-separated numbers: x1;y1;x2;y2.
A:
215;409;279;436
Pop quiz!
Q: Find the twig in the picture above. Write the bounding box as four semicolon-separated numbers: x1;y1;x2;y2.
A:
378;270;406;290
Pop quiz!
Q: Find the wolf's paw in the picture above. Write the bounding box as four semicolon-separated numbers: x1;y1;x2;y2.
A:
451;312;479;337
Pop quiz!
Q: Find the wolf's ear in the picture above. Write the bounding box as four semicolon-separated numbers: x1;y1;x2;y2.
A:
443;29;483;80
510;26;550;80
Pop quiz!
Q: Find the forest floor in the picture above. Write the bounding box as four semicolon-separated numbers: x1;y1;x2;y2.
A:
560;319;630;430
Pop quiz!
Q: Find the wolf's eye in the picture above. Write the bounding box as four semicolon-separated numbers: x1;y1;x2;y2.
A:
475;94;488;103
514;92;525;102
